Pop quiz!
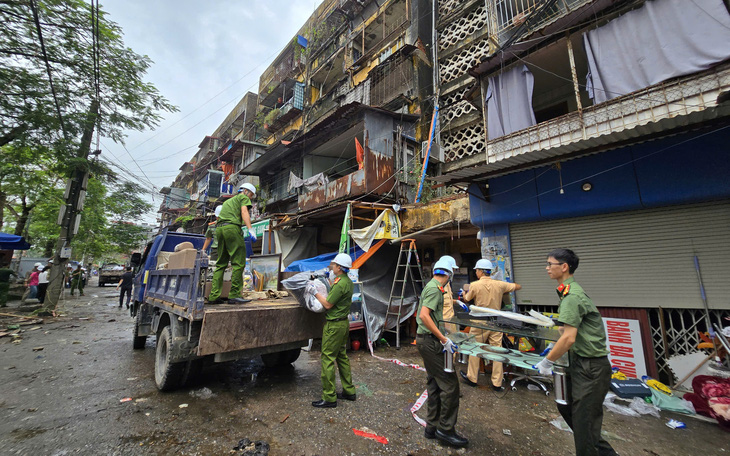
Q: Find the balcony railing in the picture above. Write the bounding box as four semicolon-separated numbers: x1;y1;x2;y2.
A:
484;64;730;166
487;0;593;47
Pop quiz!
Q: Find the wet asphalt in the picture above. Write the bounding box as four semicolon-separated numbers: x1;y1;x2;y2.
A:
0;279;728;455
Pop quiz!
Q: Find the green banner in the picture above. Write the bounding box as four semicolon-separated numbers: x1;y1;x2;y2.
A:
243;219;270;237
339;204;351;253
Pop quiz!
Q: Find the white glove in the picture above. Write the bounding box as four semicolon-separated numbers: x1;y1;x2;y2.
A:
249;232;257;243
533;357;554;376
441;338;458;354
305;282;318;296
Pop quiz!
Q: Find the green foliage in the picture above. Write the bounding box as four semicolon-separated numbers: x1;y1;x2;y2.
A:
264;108;280;126
0;0;177;150
399;159;437;204
174;215;194;228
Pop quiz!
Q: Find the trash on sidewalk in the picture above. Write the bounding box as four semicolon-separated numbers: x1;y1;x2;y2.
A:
353;427;388;444
666;419;687;429
603;392;640;417
189;387;215;399
280;414;290;423
549;416;573;433
119;397;133;403
233;438;270;455
527;384;540;391
502;429;512;435
32;346;44;351
178;403;189;408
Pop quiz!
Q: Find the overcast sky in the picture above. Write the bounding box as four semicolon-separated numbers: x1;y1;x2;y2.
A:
101;1;316;222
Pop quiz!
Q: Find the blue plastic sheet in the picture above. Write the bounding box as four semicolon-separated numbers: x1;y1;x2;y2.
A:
284;247;363;272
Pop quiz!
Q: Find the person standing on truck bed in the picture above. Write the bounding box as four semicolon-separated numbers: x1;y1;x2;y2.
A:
202;206;222;262
116;266;134;309
208;183;257;305
308;253;357;408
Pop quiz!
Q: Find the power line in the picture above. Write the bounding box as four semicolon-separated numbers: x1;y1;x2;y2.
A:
28;0;66;138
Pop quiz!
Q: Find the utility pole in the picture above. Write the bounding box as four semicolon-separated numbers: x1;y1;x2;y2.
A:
44;100;99;312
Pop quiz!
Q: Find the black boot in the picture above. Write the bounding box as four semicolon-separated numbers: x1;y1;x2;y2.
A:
311;399;336;408
435;429;469;447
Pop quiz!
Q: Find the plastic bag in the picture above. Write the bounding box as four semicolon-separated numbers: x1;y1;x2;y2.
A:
603;392;641;417
282;271;330;313
303;279;328;313
628;396;661;418
549;416;573;433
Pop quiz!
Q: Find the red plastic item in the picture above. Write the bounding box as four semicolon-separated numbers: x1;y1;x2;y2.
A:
352;340;361;351
352;428;388;444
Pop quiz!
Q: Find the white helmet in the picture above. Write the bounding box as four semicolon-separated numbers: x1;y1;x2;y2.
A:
332;253;353;269
214;206;222;217
433;258;453;276
475;259;494;271
438;255;458;271
34;262;43;268
239;183;256;196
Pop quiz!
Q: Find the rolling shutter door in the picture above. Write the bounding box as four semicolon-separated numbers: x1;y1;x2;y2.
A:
510;201;730;309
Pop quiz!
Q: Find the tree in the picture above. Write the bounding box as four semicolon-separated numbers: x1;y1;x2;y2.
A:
0;144;62;234
0;0;178;312
0;0;177;150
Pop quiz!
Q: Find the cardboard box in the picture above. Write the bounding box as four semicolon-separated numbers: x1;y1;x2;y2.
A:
168;249;197;270
204;280;232;298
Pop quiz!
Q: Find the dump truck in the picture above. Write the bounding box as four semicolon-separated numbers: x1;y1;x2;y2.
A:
130;229;323;391
98;262;125;286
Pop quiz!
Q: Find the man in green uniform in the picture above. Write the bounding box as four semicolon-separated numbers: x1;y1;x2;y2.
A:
0;261;17;307
534;248;617;456
309;253;356;408
202;206;221;261
70;266;84;296
208;183;257;305
415;258;468;448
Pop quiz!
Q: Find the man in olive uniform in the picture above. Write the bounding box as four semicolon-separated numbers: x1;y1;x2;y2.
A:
202;206;221;261
416;258;468;448
438;255;459;335
309;253;356;408
70;266;84;296
208;183;257;304
461;259;521;391
534;248;617;456
0;263;17;307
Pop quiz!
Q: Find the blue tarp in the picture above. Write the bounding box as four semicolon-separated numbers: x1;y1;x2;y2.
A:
0;233;31;250
284;247;364;272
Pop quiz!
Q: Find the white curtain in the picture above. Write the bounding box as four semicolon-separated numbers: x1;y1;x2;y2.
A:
486;64;537;139
584;0;730;104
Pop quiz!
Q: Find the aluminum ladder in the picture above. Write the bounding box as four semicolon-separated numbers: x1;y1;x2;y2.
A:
384;239;424;349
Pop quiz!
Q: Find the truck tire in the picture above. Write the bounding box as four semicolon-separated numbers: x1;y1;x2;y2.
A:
155;325;184;391
261;348;301;368
132;309;147;349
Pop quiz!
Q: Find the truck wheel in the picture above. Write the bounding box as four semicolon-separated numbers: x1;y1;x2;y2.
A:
132;309;147;349
262;348;301;368
155;325;183;391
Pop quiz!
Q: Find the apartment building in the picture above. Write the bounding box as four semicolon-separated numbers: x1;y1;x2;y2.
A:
434;0;730;381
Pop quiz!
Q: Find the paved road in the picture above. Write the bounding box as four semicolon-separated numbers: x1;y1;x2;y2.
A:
0;286;726;455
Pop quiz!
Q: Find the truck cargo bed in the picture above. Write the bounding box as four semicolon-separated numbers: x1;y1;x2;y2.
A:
197;297;324;356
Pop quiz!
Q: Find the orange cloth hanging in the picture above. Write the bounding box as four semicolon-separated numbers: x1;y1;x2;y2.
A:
355;137;364;170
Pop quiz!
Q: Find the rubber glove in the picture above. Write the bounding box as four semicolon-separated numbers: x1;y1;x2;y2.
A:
533;357;554;376
539;342;555;357
455;300;470;312
305;282;318;296
458;288;465;300
441;338;458;354
249;232;257;243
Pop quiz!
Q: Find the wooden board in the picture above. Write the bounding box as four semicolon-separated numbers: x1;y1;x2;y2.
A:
197;298;324;356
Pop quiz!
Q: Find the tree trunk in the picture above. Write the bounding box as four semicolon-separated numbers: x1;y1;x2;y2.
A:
13;196;34;236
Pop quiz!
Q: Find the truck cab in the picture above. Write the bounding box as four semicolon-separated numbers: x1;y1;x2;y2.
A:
131;228;323;391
